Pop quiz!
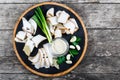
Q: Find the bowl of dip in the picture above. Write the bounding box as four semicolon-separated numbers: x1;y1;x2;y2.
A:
50;37;69;57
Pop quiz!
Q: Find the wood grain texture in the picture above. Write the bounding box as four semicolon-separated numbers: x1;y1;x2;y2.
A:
0;73;120;80
0;0;120;3
52;0;120;3
0;30;120;57
0;56;120;74
0;4;120;29
0;0;51;3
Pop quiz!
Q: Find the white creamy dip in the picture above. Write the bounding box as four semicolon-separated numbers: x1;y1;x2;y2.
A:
51;38;69;57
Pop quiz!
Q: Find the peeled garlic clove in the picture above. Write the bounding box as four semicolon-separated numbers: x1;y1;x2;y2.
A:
70;36;77;42
70;45;75;49
66;54;71;60
58;11;70;23
46;8;54;18
66;60;72;64
32;35;46;48
29;18;37;35
76;45;81;51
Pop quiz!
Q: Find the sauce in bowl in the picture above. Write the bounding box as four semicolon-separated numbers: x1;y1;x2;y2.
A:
50;38;69;57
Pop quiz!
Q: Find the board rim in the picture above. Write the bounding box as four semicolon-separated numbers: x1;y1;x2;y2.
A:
13;2;88;77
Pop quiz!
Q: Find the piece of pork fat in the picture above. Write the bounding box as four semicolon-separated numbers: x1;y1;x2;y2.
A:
46;8;54;18
28;52;40;63
47;22;55;35
69;18;79;31
29;18;37;35
22;17;33;34
15;38;26;43
58;11;70;23
43;43;53;65
56;24;67;34
39;48;45;68
32;35;46;48
54;29;62;38
47;16;58;25
56;10;62;17
42;48;50;68
32;51;41;69
63;20;76;34
23;40;34;56
15;31;26;41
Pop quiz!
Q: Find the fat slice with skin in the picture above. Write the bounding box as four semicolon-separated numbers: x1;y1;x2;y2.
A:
58;11;70;23
69;18;79;31
56;10;62;17
43;43;53;65
29;18;37;35
14;37;26;43
56;24;67;34
48;22;55;35
32;35;46;48
26;33;33;40
33;51;41;69
46;8;54;18
39;48;45;68
54;29;62;38
47;16;58;25
23;40;34;56
16;31;26;41
28;51;40;63
64;20;76;34
42;48;50;68
22;17;33;34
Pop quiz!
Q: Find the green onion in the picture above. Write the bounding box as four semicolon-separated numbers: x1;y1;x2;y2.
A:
32;7;52;43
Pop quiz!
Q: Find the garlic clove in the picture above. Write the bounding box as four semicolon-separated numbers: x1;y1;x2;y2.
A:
66;60;72;64
76;45;81;51
70;45;75;49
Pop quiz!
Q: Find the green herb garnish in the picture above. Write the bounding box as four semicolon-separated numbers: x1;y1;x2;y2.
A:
69;49;79;56
57;56;66;65
72;37;81;46
32;7;52;43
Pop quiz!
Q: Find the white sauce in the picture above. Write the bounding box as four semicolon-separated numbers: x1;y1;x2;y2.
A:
52;38;68;55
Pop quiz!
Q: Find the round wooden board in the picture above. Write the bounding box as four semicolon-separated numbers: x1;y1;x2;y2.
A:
13;2;88;77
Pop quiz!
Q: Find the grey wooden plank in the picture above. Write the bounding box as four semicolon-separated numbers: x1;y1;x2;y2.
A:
0;73;120;80
52;0;120;3
0;56;120;74
0;30;120;57
0;0;50;3
0;4;120;29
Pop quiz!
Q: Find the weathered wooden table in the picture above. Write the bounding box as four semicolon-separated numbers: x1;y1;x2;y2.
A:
0;0;120;80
